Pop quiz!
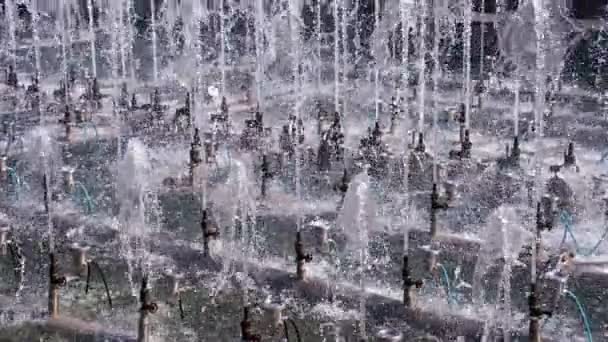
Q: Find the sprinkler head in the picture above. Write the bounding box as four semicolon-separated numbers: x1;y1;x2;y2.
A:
431;183;449;210
414;132;425;153
512;136;520;158
564;142;576;167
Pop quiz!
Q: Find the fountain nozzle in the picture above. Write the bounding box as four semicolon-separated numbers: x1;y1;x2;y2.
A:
414;132;425;153
563;142;576;168
336;169;350;207
537;196;556;232
295;231;312;281
431;183;450;211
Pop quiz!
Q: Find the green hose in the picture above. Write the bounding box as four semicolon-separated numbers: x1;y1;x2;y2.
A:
73;181;95;214
563;289;593;342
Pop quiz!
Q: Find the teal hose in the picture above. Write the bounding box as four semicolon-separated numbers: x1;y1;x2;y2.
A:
6;167;21;199
563;289;593;342
437;263;454;305
559;211;608;256
73;181;95;214
82;121;99;141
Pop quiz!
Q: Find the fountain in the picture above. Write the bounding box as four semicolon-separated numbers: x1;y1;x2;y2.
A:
0;0;606;341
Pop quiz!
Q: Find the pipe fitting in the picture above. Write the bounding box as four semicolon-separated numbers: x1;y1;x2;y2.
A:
70;243;89;277
528;282;552;342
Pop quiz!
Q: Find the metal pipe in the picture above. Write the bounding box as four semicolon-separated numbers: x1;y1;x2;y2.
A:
529;199;555;341
138;276;158;342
